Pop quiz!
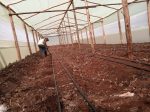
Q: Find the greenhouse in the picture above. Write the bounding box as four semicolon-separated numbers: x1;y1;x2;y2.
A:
0;0;150;112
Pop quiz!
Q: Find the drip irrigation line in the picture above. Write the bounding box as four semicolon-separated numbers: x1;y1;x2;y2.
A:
50;54;62;112
52;50;103;112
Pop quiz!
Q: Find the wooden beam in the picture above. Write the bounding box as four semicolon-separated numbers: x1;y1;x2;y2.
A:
57;0;73;30
147;0;150;37
36;19;61;29
7;0;26;6
32;30;37;52
84;0;95;53
122;0;133;58
117;11;123;44
8;8;21;60
24;23;32;55
72;0;81;49
23;1;70;20
9;1;144;16
33;12;65;26
74;11;102;19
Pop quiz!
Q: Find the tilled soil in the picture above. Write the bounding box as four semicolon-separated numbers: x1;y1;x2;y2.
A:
0;43;150;112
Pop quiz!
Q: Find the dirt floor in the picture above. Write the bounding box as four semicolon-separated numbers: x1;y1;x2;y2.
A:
0;43;150;112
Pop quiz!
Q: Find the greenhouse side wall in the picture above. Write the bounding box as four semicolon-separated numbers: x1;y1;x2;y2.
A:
81;2;150;44
0;4;37;70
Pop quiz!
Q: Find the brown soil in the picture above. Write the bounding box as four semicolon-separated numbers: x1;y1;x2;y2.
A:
0;43;150;112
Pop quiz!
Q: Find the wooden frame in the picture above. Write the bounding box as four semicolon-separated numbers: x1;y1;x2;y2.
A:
122;0;133;58
24;23;32;55
8;8;22;60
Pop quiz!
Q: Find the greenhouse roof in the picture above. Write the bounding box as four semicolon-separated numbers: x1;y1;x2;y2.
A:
0;0;145;37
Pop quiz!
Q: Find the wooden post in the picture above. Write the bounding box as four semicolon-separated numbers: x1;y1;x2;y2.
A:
66;13;73;46
122;0;133;58
84;0;95;53
32;30;37;52
92;24;96;44
86;28;89;44
35;31;39;43
72;0;81;49
81;30;84;43
8;8;21;60
62;27;66;45
24;23;32;55
63;21;69;46
101;20;106;44
57;31;61;45
117;11;123;44
147;0;150;37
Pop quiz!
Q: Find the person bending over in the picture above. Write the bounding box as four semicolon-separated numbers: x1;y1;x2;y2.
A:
38;38;49;57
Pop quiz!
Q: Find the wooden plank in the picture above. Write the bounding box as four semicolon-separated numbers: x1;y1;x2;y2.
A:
84;0;95;53
24;23;32;55
122;0;133;58
8;8;21;60
117;11;123;44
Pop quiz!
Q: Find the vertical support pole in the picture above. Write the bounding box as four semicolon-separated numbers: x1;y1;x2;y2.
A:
101;20;106;44
24;23;32;55
38;33;41;40
92;24;96;44
117;11;123;44
63;21;69;46
72;0;81;49
35;31;39;43
32;30;37;52
61;26;66;45
147;0;150;37
8;8;21;60
81;30;84;43
66;13;73;46
86;28;89;44
57;31;61;45
122;0;133;58
84;0;95;53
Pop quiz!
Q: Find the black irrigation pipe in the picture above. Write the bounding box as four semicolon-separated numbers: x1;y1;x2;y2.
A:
95;53;150;73
52;50;101;112
50;53;62;112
